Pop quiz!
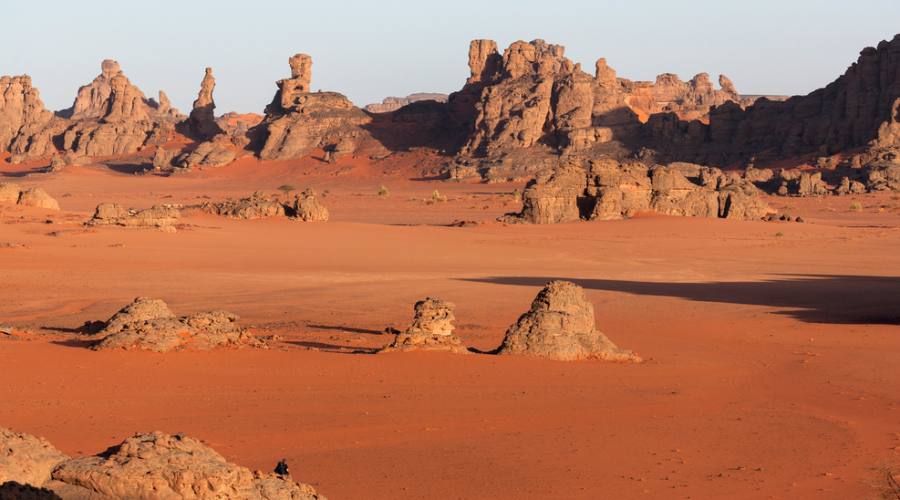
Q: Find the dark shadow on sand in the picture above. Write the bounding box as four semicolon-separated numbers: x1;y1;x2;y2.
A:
459;274;900;325
285;340;379;355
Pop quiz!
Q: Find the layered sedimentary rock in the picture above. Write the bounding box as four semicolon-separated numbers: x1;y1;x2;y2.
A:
174;134;238;169
195;190;329;221
255;53;372;160
646;34;900;164
504;158;773;223
91;297;266;352
186;67;222;139
364;93;448;113
382;298;466;353
498;280;640;362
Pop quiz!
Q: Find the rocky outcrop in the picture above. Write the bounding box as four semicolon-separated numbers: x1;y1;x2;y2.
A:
198;192;286;219
0;184;60;210
291;188;329;221
364;93;448;113
254;53;372;161
0;75;66;162
91;297;266;352
0;428;68;488
381;298;466;353
87;203;180;228
174;134;238;169
453;39;750;174
503;158;774;223
50;432;324;499
186;67;222;140
507;162;586;224
498;280;640;362
59;60;178;159
646;34;900;164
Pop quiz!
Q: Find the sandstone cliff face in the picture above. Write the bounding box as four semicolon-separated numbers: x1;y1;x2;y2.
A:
254;53;372;161
646;34;900;164
0;75;66;161
454;38;750;168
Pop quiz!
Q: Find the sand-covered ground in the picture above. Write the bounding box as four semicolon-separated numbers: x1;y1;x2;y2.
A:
2;155;899;499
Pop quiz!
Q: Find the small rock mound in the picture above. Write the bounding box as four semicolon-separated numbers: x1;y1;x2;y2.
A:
498;281;640;362
92;297;266;352
0;184;60;210
382;298;467;353
0;428;68;488
50;432;324;499
291;188;329;221
88;203;180;228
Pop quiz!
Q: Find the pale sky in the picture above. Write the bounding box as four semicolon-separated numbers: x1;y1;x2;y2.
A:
3;0;898;114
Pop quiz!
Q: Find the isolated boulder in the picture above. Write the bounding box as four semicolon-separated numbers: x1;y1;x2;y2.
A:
498;281;640;362
17;188;59;210
92;297;265;352
50;431;324;499
382;298;466;353
174;134;237;169
291;189;329;221
0;428;68;488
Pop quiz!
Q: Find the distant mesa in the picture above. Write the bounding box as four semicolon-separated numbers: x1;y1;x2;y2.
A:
364;93;449;113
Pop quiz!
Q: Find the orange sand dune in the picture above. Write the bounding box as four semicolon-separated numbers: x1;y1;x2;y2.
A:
1;158;899;499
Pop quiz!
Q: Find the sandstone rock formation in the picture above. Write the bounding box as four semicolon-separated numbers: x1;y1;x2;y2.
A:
50;432;324;499
58;59;178;159
382;298;466;353
0;184;60;210
0;428;68;488
198;192;286;219
498;280;640;362
0;75;65;162
646;34;900;164
291;188;329;221
88;203;180;228
255;53;372;161
91;297;266;352
186;67;222;140
364;93;449;113
503;158;774;223
512;162;586;224
453;38;751;170
17;188;60;210
174;134;238;169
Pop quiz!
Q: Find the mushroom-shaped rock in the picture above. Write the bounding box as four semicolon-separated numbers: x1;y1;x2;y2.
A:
50;431;324;499
382;298;467;353
0;428;69;488
498;281;640;362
